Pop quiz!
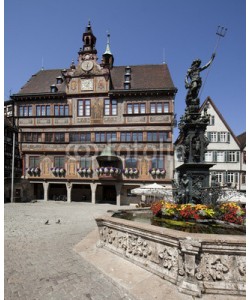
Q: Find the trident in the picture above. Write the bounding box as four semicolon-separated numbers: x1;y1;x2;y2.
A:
199;25;227;98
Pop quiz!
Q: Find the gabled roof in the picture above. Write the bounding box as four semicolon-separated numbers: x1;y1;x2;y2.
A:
200;97;241;148
13;63;176;97
110;64;176;91
237;132;246;149
16;69;66;95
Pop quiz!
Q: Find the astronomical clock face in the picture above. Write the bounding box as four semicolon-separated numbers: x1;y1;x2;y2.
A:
81;60;94;71
81;79;93;91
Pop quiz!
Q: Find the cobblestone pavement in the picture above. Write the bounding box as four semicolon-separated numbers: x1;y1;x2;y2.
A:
4;201;136;300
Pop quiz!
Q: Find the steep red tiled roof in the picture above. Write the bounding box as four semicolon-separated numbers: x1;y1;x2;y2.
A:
17;69;66;94
15;64;176;96
110;64;176;90
237;132;246;149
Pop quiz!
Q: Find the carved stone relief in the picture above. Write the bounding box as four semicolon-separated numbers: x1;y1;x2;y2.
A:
37;119;51;125
149;115;170;123
127;116;146;123
54;118;69;125
96;219;245;297
77;117;91;124
19;119;33;125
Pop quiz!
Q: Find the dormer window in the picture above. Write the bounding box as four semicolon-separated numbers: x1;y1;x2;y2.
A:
50;84;58;93
56;77;63;84
125;66;131;74
124;74;130;82
124;82;130;90
124;66;131;89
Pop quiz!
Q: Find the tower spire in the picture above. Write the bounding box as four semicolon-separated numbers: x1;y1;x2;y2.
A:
104;32;112;55
78;21;97;57
102;32;114;69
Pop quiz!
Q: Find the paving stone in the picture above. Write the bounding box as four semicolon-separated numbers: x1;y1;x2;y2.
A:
5;201;136;300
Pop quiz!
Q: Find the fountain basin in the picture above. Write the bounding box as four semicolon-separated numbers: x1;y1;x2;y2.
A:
95;208;246;298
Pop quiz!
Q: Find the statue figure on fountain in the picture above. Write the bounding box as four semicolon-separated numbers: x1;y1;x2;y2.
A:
174;53;217;204
185;53;215;106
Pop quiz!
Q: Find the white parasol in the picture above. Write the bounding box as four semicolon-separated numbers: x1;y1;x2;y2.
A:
131;183;173;202
217;190;246;204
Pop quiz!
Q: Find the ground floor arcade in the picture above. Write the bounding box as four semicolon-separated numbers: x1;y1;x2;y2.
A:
31;181;142;205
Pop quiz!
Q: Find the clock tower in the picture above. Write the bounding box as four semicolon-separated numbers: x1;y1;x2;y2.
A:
78;21;97;63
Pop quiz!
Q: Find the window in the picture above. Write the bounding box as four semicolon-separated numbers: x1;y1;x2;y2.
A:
106;132;117;142
226;172;235;183
54;157;65;168
207;132;217;142
147;131;169;142
120;132;143;142
19;105;32;116
124;82;130;89
104;99;117;115
54;104;69;116
22;132;42;143
45;133;65;143
125;157;137;168
36;105;51;116
54;133;65;142
209;115;215;126
29;156;40;168
56;77;63;84
151;157;164;169
214;172;223;184
243;151;246;164
216;151;225;162
219;132;227;142
150;102;169;113
132;132;143;142
127;103;145;114
227;151;239;162
80;157;91;168
78;100;90;116
50;85;57;93
95;132;117;142
242;173;246;184
69;132;91;143
121;132;132;142
45;133;53;143
205;151;213;162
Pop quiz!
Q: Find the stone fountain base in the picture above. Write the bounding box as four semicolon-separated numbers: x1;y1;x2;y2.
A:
95;210;245;298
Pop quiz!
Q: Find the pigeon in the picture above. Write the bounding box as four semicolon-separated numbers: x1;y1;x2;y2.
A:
44;220;49;225
56;219;61;224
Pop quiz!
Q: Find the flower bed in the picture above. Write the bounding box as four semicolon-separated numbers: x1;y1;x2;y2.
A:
151;201;245;225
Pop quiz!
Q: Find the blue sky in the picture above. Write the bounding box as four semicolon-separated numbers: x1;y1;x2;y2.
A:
4;0;246;137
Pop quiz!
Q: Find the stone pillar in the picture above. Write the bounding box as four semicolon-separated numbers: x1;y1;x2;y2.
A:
66;182;72;203
115;183;122;206
90;183;97;204
178;237;202;297
43;182;49;201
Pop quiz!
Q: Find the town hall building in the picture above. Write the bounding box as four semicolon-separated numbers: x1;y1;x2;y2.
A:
10;22;177;205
